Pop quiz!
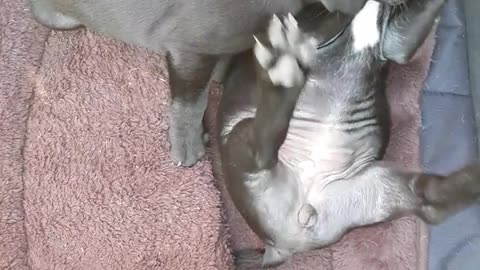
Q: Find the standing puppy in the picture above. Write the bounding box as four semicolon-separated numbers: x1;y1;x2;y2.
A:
28;0;309;166
28;0;398;166
218;0;478;268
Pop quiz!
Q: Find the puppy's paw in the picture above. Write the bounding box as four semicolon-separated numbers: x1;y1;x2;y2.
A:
169;123;205;167
168;102;206;167
254;14;316;88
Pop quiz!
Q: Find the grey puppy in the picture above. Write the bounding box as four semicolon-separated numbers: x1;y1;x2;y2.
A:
218;0;480;268
28;0;389;167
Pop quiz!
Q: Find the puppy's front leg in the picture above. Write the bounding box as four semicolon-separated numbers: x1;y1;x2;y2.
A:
166;49;218;167
223;15;316;269
226;14;316;172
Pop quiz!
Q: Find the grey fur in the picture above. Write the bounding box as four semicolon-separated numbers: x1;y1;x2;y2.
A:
28;0;402;166
216;0;480;268
28;0;308;166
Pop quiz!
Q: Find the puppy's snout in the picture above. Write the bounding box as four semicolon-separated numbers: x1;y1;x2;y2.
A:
298;204;318;228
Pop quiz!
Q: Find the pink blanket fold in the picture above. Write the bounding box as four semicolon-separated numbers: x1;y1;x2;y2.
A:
0;1;49;268
22;27;231;270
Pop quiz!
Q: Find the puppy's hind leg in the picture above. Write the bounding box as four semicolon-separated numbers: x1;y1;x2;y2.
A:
29;0;81;30
410;163;480;224
365;162;480;224
326;161;480;231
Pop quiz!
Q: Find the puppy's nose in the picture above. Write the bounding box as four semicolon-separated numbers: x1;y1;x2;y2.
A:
298;204;318;228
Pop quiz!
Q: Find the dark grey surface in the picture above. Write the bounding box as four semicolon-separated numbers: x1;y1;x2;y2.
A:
421;0;480;269
464;0;480;156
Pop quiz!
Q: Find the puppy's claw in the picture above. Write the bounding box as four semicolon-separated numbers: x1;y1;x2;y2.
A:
176;161;182;167
268;14;286;49
254;35;273;68
253;35;261;44
287;13;298;27
272;14;281;24
284;14;301;48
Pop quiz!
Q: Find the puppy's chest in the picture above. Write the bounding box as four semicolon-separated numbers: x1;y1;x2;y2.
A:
278;89;377;192
279;114;353;189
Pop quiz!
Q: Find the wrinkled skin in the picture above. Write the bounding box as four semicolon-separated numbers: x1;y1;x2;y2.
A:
217;0;480;268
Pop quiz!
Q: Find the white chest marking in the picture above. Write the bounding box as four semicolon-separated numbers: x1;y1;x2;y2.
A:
351;0;381;52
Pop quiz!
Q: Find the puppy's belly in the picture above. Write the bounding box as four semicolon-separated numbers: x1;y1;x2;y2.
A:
279;117;359;193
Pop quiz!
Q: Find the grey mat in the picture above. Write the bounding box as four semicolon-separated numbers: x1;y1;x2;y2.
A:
464;0;480;155
421;0;480;269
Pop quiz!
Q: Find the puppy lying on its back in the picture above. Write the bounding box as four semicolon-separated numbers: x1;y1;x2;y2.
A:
218;0;479;268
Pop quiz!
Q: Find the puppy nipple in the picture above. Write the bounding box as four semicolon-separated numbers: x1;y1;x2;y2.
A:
298;204;318;228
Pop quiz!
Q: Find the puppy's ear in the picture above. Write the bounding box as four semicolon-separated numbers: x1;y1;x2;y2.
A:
320;0;367;15
381;0;445;64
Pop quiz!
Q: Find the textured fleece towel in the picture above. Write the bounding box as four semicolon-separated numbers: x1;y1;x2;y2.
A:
0;0;49;268
205;31;437;270
18;10;232;270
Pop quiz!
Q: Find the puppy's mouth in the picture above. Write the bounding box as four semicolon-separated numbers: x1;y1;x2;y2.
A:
304;9;353;51
316;21;351;50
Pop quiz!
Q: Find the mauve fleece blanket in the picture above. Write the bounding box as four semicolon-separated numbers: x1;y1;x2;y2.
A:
0;0;434;269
